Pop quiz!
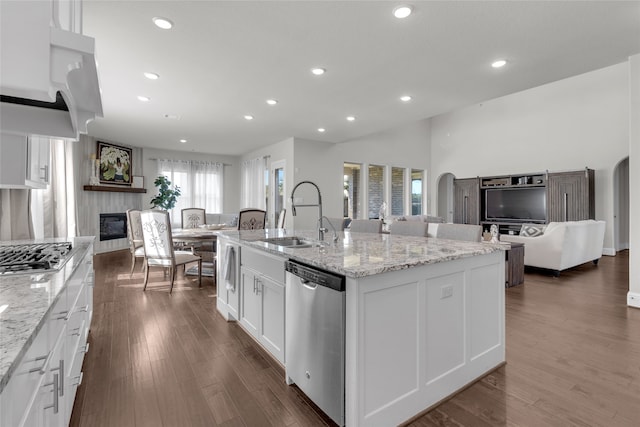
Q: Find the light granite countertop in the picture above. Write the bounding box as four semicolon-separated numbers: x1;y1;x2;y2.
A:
218;229;507;278
0;236;94;394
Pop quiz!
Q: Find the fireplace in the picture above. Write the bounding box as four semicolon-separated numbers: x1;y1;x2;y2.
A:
99;213;127;241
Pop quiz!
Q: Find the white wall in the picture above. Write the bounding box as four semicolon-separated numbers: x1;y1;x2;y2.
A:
142;147;241;214
430;63;630;254
629;54;640;308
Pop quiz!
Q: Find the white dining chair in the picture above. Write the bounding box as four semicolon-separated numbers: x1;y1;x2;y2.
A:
140;210;202;293
126;209;145;276
181;208;206;229
389;221;429;237
349;219;383;233
436;223;483;242
238;209;267;230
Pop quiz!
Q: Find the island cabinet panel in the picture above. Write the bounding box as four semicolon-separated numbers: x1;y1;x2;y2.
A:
216;237;240;320
238;246;286;364
345;251;505;427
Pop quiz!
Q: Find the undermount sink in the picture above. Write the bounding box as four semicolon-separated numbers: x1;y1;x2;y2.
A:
260;236;316;248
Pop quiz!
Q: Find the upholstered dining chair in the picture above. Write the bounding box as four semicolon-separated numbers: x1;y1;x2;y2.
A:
349;219;383;233
436;223;483;242
324;217;349;231
126;209;145;276
140;210;202;293
181;208;206;229
277;209;286;229
389;221;429;237
238;209;267;230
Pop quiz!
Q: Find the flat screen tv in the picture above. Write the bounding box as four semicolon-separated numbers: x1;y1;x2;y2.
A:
485;187;546;223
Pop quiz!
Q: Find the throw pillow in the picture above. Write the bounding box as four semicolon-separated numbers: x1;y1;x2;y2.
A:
520;223;546;237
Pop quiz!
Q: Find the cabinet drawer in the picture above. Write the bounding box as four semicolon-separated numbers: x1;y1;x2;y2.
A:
241;247;284;283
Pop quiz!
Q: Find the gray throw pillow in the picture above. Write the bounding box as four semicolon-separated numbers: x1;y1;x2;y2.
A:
520;224;546;237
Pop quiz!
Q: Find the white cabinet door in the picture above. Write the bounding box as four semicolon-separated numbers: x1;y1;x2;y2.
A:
0;133;49;189
26;135;50;188
258;275;285;364
240;267;261;339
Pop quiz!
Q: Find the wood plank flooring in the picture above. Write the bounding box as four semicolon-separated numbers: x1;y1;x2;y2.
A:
70;250;640;426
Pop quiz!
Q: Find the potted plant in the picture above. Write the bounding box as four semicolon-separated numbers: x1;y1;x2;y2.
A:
150;176;181;210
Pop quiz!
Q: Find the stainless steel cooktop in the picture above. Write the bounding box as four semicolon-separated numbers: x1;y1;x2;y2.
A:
0;242;73;275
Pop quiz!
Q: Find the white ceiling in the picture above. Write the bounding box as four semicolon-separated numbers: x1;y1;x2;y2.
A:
83;1;640;156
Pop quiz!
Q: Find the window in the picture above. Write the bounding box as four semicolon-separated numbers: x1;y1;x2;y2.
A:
343;163;361;219
391;167;405;216
368;164;384;219
411;169;424;215
158;159;223;225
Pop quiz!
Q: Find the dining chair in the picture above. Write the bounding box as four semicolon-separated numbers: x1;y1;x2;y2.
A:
238;209;267;230
140;209;202;293
389;221;429;237
181;208;206;229
126;209;146;276
324;217;348;231
277;209;286;229
349;219;383;233
436;223;483;242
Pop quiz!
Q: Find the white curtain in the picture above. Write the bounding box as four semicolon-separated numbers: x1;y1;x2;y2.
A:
241;157;266;209
31;139;77;239
158;159;223;225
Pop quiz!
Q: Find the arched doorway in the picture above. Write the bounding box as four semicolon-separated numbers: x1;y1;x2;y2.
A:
437;173;455;223
613;157;630;252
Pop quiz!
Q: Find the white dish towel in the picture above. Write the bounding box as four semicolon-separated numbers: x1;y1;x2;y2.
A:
224;246;236;291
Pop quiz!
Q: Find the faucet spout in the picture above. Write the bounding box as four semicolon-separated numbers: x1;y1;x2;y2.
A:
290;181;324;240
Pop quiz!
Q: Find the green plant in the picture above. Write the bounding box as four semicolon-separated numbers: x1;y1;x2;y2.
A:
150;176;181;210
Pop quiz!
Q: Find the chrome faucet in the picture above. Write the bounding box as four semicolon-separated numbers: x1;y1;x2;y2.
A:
291;181;325;241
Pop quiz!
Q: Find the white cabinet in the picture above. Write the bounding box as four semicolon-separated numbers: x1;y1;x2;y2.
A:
0;241;94;427
0;133;50;189
238;246;286;364
216;237;240;320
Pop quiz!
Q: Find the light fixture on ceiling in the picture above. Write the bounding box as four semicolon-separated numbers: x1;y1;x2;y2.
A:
164;114;180;119
144;72;159;80
137;95;150;102
179;139;187;143
244;115;254;120
400;95;412;102
153;17;173;29
491;59;507;68
311;68;326;76
393;5;413;19
266;99;278;105
317;128;326;133
346;116;356;122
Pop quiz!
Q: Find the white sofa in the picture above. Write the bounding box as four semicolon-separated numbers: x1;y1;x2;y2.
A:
500;220;606;274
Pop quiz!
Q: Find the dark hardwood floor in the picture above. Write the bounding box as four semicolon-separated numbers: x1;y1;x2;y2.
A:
70;250;639;426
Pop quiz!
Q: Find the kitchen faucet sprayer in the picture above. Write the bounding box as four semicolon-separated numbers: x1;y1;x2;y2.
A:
290;181;325;241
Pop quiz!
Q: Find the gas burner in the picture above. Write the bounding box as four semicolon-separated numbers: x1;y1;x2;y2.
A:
0;242;73;275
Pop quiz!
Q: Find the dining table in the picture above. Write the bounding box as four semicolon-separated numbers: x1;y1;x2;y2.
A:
172;226;236;276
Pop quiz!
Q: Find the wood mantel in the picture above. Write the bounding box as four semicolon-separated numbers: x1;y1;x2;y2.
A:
83;185;146;193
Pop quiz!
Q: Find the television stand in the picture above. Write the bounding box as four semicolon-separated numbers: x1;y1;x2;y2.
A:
481;222;526;236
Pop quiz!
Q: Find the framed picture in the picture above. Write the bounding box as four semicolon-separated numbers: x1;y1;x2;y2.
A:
97;141;132;185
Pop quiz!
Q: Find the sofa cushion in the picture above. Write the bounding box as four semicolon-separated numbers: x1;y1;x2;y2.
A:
520;223;546;237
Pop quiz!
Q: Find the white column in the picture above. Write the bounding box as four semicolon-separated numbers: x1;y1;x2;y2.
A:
628;54;640;308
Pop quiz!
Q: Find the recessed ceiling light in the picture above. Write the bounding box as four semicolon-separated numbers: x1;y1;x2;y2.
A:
144;72;159;80
244;115;254;120
400;95;412;102
311;68;326;76
137;95;150;102
491;59;507;68
153;17;173;30
179;139;187;143
164;114;180;119
266;99;278;105
393;5;413;19
346;116;356;122
317;128;326;133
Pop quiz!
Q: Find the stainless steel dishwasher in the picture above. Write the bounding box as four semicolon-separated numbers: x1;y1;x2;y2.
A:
285;259;346;427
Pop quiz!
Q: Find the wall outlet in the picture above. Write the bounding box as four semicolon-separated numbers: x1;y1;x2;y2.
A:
440;285;454;299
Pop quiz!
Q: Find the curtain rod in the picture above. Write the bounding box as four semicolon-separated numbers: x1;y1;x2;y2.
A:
147;158;232;166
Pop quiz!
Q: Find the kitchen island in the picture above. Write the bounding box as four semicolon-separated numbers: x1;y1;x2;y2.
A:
0;237;94;427
216;229;506;426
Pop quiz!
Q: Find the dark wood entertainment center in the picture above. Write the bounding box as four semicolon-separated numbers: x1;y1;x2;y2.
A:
453;168;595;235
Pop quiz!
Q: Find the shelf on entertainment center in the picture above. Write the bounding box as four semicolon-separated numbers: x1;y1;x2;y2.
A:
83;185;146;193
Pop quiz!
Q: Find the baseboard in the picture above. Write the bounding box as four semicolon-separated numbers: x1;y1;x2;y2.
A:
628;292;640;309
602;247;616;256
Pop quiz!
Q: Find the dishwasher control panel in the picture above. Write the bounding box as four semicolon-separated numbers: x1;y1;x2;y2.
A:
285;260;345;292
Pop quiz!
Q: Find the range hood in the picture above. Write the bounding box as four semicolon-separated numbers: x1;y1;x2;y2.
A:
0;1;103;140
